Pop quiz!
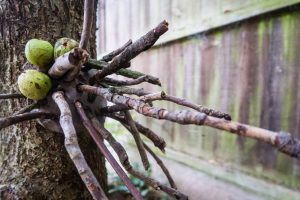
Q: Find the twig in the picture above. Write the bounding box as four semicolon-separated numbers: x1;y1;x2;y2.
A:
75;101;144;200
0;93;25;99
0;111;54;130
140;92;231;120
106;113;166;152
102;75;150;86
79;0;95;49
99;104;130;113
90;118;187;200
79;84;300;160
116;68;161;86
108;86;150;96
101;39;132;62
85;59;161;86
124;110;150;170
13;102;39;115
91;20;168;81
143;142;177;189
104;87;230;120
48;48;89;80
52;91;108;200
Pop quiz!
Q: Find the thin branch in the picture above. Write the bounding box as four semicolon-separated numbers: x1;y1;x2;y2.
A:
91;20;168;82
102;75;150;86
124;110;150;170
0;111;54;130
99;104;130;113
79;84;300;160
90;118;187;200
108;86;150;96
13;102;39;115
85;59;161;86
104;87;230;120
0;93;25;99
116;68;161;86
106;113;166;152
52;91;108;200
75;101;144;200
48;48;89;81
143;142;177;189
79;0;95;49
140;91;231;120
101;39;132;62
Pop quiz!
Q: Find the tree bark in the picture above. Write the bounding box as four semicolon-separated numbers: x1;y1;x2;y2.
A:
0;1;106;199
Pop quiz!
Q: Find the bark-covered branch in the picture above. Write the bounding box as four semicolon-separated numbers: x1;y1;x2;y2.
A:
48;48;89;81
52;92;108;200
99;104;130;113
140;91;231;120
143;143;177;189
79;0;95;49
102;87;230;119
124;110;150;170
90;118;187;200
85;59;162;86
106;113;166;152
101;39;132;62
75;101;144;200
79;84;300;160
0;93;24;99
108;86;150;96
91;20;168;81
102;75;150;86
13;102;39;115
0;111;54;130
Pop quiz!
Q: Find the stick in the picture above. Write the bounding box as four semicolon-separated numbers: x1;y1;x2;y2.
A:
0;93;24;99
105;87;230;120
106;113;166;153
91;20;168;81
79;84;300;160
140;92;231;120
102;75;150;86
101;39;132;62
143;142;177;189
99;104;130;113
0;111;54;130
52;92;108;200
75;101;144;200
13;102;39;115
85;59;161;86
90;118;187;200
108;86;150;96
124;110;150;170
79;0;95;49
48;48;89;80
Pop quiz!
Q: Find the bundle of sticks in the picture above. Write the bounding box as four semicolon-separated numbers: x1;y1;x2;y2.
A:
1;1;299;199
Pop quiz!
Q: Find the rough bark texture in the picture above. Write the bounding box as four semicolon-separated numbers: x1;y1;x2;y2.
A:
0;1;106;199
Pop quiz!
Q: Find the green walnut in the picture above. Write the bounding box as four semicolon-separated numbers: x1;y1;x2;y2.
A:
25;39;54;68
17;70;52;100
54;37;78;59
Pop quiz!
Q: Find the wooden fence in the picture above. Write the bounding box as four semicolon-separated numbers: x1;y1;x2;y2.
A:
98;0;300;193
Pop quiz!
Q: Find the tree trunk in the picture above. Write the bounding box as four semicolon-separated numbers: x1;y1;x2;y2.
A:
0;1;107;199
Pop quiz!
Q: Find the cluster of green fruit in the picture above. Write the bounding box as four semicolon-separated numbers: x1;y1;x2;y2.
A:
18;38;78;100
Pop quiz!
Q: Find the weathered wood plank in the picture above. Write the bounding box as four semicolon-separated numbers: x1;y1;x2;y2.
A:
103;0;300;52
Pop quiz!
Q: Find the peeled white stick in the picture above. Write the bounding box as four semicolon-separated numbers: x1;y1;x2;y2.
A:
48;48;89;81
52;91;108;200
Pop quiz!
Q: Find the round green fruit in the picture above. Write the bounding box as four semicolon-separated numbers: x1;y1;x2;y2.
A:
54;38;78;59
25;39;54;68
18;70;52;100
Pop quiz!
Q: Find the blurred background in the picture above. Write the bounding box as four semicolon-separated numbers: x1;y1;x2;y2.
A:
96;1;300;199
